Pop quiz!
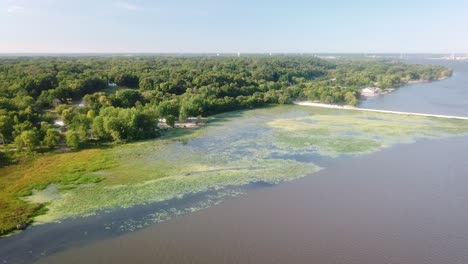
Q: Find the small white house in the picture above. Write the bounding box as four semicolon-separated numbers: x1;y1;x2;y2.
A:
108;82;118;88
361;87;379;95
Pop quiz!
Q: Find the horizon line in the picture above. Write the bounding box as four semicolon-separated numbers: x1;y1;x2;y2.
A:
0;52;466;56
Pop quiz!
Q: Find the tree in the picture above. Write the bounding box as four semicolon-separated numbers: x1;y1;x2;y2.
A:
0;151;10;167
0;114;14;142
166;115;175;127
52;86;73;102
65;129;86;150
178;95;206;122
112;89;143;108
14;130;39;153
36;90;56;108
114;73;139;87
42;129;61;149
344;91;359;106
139;77;154;91
61;108;76;125
87;110;96;119
13;121;34;140
156;100;179;118
102;113;124;143
83;92;107;112
79;77;107;96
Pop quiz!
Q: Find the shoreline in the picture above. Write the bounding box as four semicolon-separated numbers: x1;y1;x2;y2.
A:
360;76;450;99
293;101;468;120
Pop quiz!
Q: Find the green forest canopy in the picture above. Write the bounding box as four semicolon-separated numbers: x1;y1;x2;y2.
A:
0;55;451;160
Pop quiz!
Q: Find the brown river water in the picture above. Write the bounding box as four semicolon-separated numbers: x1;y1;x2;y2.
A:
37;136;468;264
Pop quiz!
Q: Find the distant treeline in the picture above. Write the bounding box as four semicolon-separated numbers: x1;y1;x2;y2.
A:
0;56;451;162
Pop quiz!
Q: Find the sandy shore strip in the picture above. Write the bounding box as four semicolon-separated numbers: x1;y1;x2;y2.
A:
293;101;468;120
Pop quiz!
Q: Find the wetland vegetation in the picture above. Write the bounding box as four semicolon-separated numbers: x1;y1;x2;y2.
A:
2;104;468;236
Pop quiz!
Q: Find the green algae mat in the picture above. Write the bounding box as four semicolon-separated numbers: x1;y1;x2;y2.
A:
2;105;468;235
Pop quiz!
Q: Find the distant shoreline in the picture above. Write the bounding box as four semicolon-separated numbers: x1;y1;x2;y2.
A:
360;75;450;99
428;56;468;61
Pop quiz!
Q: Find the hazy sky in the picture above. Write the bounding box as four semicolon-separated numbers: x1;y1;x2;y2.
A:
1;0;467;53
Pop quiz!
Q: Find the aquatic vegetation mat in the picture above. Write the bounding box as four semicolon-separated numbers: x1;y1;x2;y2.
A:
2;105;468;234
267;108;468;156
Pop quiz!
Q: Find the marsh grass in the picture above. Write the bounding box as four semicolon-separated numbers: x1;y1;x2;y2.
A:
34;159;319;223
268;108;468;156
0;149;116;235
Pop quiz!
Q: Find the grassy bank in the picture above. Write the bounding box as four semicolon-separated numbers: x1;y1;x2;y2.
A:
0;149;115;236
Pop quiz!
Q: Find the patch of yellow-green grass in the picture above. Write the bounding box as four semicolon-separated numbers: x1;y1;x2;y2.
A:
0;149;116;236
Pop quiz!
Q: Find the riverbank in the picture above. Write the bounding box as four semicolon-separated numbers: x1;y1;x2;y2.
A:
361;76;450;99
3;105;468;238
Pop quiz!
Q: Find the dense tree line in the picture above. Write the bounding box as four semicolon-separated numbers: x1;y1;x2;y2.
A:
0;56;451;163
